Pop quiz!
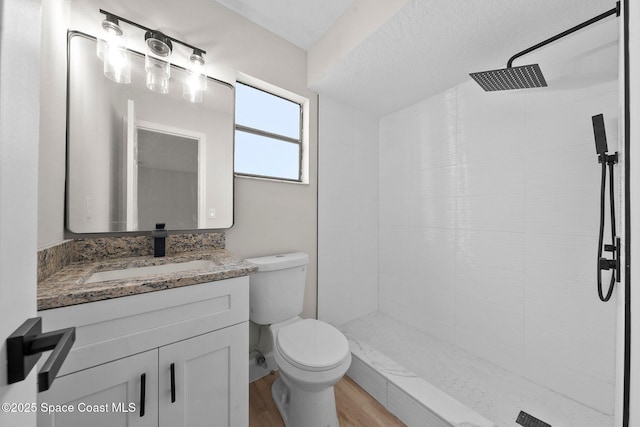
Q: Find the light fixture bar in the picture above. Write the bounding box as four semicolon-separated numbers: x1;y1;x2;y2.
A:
99;9;206;55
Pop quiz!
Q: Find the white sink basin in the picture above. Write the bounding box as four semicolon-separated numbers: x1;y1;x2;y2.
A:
85;260;215;284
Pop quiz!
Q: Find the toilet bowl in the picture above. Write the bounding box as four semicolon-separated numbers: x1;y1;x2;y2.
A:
246;253;352;427
269;317;351;427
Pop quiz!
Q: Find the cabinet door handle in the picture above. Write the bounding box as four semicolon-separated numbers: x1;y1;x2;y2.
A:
170;363;176;403
139;373;146;417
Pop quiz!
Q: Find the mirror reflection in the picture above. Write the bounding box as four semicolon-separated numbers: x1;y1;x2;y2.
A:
66;32;234;234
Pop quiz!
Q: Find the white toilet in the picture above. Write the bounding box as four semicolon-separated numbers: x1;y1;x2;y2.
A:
246;252;351;427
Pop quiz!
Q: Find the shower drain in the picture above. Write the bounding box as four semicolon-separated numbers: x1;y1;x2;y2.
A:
516;410;551;427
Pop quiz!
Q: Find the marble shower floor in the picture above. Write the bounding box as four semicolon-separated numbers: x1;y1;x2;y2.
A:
339;311;613;427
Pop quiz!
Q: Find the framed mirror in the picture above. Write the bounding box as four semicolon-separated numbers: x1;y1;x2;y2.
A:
66;31;234;234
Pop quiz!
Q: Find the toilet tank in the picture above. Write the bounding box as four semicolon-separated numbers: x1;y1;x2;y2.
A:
246;252;309;325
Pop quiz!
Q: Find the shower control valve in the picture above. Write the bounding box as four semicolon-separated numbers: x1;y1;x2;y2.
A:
598;237;621;283
599;258;616;270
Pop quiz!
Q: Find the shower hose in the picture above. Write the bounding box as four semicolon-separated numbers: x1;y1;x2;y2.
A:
597;157;617;302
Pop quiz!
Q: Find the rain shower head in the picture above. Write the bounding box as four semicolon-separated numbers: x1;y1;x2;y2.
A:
469;64;547;91
470;4;619;92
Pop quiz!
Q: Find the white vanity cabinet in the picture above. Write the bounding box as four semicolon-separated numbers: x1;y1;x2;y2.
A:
159;324;246;426
37;276;249;427
38;349;159;427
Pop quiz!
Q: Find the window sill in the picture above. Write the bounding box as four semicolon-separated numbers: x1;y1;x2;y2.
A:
234;174;309;185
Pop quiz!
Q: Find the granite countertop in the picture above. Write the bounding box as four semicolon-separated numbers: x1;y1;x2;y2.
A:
38;250;257;311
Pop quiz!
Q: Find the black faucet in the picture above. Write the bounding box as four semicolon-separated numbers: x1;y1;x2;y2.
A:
151;223;168;257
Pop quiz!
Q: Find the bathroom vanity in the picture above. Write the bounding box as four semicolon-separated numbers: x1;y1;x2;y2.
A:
39;25;247;426
36;239;255;427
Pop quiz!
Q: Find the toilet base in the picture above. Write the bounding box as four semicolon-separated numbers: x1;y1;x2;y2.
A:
271;375;340;427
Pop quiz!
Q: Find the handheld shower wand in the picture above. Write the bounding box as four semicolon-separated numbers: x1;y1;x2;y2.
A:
592;114;619;302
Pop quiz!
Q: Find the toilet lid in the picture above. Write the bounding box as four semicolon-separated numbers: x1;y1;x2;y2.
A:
276;319;349;371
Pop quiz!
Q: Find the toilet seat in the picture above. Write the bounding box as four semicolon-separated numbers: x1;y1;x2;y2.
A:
276;319;349;372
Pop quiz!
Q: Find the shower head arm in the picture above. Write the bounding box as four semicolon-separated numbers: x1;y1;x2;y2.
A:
506;2;619;68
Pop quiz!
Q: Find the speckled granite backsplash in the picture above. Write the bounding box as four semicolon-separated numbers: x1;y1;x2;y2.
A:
38;241;74;282
38;233;225;281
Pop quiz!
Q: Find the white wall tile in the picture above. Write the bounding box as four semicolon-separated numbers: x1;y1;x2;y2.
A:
455;308;524;376
524;345;615;415
526;232;597;284
455;261;525;310
407;196;456;229
456;157;525;196
378;199;409;227
379;224;408;251
456;230;525;273
318;96;378;325
525;80;617;122
411;89;458;170
353;244;379;273
318;196;356;228
525;88;618;155
405;228;456;280
526;189;599;236
320;156;355;199
456;193;525;232
318;275;352;325
525;273;616;336
526;143;600;194
379;172;410;202
457;80;526;165
352;108;380;151
318;224;353;258
352;274;379;319
525;305;616;384
411;165;457;199
353;200;379;226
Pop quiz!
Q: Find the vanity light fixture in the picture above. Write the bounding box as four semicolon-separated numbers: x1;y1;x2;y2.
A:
97;10;207;101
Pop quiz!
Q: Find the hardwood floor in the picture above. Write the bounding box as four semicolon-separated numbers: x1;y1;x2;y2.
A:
249;372;405;427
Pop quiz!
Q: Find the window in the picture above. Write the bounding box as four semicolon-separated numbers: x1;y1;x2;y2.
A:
234;82;303;182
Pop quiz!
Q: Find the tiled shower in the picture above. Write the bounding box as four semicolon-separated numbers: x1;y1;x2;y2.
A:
318;18;620;426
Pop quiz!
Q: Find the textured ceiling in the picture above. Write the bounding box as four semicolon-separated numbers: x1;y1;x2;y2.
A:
204;0;620;117
310;0;619;116
212;0;352;49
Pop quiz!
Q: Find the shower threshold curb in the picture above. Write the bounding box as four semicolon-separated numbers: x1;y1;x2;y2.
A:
346;336;496;427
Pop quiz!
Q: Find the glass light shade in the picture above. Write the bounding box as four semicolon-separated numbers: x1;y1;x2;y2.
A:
145;55;171;94
183;53;207;103
144;31;172;94
96;36;107;61
96;17;130;84
97;19;121;60
103;44;131;84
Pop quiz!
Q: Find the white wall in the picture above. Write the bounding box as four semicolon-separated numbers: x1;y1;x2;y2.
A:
318;96;379;325
38;0;69;248
378;23;619;414
0;0;41;424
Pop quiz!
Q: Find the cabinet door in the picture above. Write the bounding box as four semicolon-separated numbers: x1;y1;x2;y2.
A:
159;322;248;427
38;350;158;427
